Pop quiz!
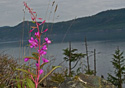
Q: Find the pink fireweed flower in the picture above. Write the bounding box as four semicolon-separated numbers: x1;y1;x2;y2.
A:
35;32;40;37
28;37;38;48
45;37;51;44
42;45;47;50
36;63;38;67
42;58;49;63
24;58;29;62
38;49;47;56
40;69;44;75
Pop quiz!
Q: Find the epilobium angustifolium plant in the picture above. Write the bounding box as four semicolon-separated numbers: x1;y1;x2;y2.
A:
22;2;60;88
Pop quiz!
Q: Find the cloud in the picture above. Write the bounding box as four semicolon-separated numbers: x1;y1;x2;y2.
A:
0;0;125;26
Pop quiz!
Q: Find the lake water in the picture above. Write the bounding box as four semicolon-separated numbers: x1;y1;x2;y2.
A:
0;40;125;80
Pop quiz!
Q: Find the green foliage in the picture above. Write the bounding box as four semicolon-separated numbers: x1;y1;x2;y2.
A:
39;66;61;84
12;64;34;88
63;48;85;64
50;72;65;84
107;48;125;88
0;54;18;87
85;69;94;75
83;64;94;75
0;54;36;88
16;68;37;77
63;47;85;76
32;52;39;60
26;78;35;88
13;77;35;88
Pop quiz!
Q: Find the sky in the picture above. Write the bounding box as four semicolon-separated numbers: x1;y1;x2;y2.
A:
0;0;125;27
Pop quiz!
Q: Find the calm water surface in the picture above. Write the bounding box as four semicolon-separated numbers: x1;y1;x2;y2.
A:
0;40;125;80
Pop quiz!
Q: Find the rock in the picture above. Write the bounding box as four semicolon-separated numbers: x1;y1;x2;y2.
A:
59;74;116;88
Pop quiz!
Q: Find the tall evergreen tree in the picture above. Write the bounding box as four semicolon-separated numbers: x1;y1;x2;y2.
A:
107;48;125;88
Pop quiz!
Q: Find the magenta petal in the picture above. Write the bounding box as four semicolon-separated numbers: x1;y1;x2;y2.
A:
29;28;35;33
45;37;51;44
43;28;48;33
45;37;48;41
38;49;47;56
31;16;35;21
30;45;33;48
24;58;29;62
31;37;34;40
38;18;42;20
36;63;38;67
43;51;47;55
35;32;40;37
42;58;49;63
39;20;46;25
33;11;36;13
47;40;51;44
36;22;40;26
42;20;46;24
40;69;44;74
29;30;33;33
42;45;47;50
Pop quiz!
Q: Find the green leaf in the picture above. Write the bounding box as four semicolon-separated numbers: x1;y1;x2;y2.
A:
16;69;37;77
26;78;35;88
32;52;39;59
40;62;48;69
17;82;21;88
39;66;61;84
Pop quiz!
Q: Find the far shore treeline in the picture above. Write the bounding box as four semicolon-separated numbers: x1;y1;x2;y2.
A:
0;8;125;42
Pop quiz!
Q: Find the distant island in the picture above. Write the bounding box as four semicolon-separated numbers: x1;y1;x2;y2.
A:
0;8;125;42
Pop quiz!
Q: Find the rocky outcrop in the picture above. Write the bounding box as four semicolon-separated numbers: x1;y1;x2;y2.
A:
59;74;116;88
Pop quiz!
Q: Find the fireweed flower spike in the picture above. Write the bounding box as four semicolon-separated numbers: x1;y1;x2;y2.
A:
23;2;62;88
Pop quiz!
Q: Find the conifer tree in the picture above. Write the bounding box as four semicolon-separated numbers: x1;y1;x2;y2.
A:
63;43;85;76
107;48;125;88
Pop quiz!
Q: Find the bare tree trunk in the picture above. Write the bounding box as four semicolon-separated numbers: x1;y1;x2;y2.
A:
94;49;96;76
69;42;72;76
84;37;90;72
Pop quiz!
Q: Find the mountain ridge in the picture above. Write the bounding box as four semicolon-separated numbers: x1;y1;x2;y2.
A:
0;8;125;42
